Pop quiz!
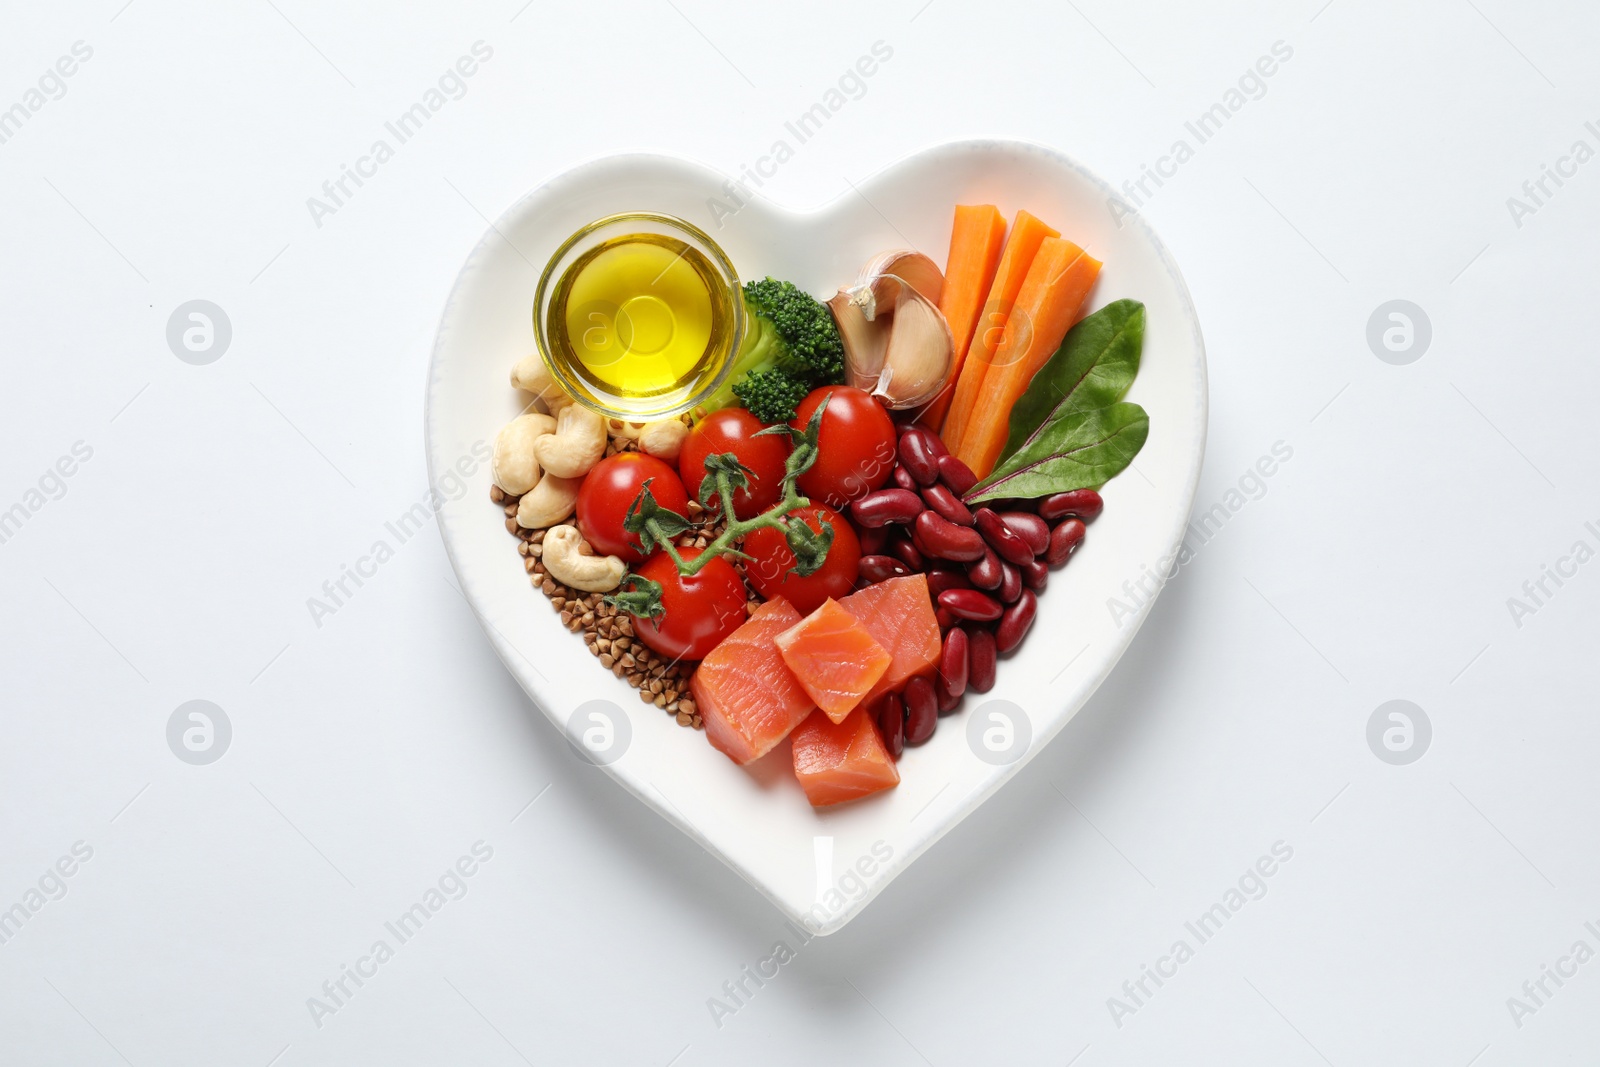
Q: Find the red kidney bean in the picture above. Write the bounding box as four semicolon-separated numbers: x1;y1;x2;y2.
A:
998;511;1049;556
997;560;1022;604
876;694;905;760
913;510;986;562
904;673;937;727
857;524;890;556
859;554;911;583
974;508;1034;566
892;465;918;492
967;629;997;693
1047;518;1087;566
925;567;972;597
897;428;943;485
850;488;924;528
1038;488;1103;523
903;423;948;456
909;523;932;561
995;589;1037;653
938;588;1003;622
937;454;978;495
939;628;968;697
921;482;974;527
937;682;962;714
1021;558;1049;593
966;547;1002;590
888;534;925;571
935;606;957;631
904;678;938;745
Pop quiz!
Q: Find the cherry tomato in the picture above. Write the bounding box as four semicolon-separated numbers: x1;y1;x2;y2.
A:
680;408;791;519
741;504;861;615
576;453;689;564
790;385;897;509
628;548;748;661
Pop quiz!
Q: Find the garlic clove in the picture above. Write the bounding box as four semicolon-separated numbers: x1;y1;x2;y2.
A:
854;250;944;320
829;288;891;393
872;278;954;410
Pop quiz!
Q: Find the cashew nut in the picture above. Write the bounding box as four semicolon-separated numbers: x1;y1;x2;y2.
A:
534;403;606;479
516;474;582;529
510;354;572;413
540;525;627;592
492;412;556;495
637;418;689;462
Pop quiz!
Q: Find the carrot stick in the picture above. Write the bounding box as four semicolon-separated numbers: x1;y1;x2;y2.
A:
938;209;1059;453
918;205;1006;431
1011;247;1102;384
955;237;1103;479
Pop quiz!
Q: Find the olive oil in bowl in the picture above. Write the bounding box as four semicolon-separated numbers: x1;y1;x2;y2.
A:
535;214;744;420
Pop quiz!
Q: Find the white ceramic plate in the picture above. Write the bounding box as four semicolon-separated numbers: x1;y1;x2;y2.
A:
425;140;1207;935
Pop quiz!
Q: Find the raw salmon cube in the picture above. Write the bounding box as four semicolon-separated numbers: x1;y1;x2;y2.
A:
774;599;892;723
791;707;901;808
691;599;814;765
839;574;942;703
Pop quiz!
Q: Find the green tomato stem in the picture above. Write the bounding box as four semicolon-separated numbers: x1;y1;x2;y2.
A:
714;470;740;530
653;538;689;571
648;478;811;579
625;404;828;592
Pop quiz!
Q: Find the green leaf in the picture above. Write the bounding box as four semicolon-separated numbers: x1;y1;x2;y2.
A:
697;451;752;508
756;392;828;488
621;479;691;555
998;299;1146;467
783;513;835;578
964;299;1150;502
604;573;665;619
968;403;1149;503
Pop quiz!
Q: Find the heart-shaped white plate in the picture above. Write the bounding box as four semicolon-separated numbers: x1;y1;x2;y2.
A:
426;140;1206;934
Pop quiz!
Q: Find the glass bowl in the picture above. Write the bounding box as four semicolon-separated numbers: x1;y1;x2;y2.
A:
533;211;745;421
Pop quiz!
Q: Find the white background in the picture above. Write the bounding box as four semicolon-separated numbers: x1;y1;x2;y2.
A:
2;0;1597;1064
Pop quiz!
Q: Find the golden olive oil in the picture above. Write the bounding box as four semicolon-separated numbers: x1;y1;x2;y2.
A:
545;233;736;413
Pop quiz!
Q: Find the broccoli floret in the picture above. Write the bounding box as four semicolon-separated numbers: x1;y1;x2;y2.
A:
700;278;845;423
743;277;845;382
732;368;811;426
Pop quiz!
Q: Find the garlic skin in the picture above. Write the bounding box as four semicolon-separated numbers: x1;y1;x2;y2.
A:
830;288;890;393
853;250;944;320
830;268;954;410
872;280;954;410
